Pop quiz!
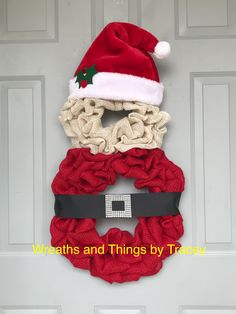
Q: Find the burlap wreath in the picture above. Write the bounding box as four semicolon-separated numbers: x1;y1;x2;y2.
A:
50;148;184;283
59;98;170;154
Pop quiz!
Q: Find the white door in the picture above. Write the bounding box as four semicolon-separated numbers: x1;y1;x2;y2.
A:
1;1;236;314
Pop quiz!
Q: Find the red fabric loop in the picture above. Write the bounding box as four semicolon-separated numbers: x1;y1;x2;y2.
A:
50;148;185;283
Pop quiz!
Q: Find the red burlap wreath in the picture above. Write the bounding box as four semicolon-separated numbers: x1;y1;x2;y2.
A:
50;148;184;283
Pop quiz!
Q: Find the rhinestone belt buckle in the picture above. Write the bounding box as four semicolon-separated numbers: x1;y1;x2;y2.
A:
105;194;132;218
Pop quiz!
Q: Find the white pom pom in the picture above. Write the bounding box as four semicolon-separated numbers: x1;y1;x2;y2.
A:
154;41;171;59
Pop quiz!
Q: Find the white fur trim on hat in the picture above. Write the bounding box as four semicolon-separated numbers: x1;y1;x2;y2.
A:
154;41;171;59
69;72;164;106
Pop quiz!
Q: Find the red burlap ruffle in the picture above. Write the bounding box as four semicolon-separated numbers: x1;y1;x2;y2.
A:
50;148;184;283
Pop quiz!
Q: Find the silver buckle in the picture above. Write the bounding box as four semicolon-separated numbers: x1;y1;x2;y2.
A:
105;194;132;218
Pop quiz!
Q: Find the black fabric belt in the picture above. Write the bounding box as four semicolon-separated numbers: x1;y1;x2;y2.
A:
54;192;182;219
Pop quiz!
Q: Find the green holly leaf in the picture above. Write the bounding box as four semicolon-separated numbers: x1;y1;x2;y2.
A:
75;65;97;88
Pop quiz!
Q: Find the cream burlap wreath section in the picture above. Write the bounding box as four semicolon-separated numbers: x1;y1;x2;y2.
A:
59;97;170;154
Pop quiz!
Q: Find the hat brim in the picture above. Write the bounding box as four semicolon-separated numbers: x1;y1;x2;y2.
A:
69;72;164;106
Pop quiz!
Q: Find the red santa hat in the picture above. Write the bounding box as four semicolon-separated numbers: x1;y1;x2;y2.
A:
69;22;171;106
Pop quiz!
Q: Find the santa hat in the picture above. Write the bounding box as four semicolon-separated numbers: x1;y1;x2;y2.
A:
69;22;171;106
